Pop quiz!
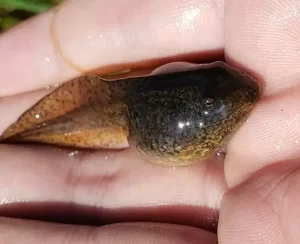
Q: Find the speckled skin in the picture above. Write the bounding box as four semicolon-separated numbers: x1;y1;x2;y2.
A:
113;65;260;165
0;76;112;141
1;62;260;166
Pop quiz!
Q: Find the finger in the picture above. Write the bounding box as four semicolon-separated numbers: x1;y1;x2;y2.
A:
0;218;217;244
0;144;225;231
0;0;225;96
218;160;300;244
224;0;300;187
225;0;300;96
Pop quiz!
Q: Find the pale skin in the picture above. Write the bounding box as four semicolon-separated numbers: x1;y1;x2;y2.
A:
0;0;299;243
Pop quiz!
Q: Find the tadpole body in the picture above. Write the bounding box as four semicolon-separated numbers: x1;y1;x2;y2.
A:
1;62;260;166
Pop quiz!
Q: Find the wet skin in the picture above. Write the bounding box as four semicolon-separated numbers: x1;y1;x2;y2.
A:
0;62;260;166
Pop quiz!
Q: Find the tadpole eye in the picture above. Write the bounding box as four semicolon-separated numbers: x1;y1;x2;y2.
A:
203;98;215;107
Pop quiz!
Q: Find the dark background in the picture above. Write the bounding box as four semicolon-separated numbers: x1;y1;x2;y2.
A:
0;0;63;32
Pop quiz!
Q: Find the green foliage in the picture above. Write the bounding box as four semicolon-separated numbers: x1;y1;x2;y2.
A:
0;0;63;31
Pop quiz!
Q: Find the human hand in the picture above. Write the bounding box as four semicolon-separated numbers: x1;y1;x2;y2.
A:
0;0;299;243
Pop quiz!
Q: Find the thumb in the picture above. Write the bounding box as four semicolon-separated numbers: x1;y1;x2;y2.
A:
0;0;224;96
219;160;300;244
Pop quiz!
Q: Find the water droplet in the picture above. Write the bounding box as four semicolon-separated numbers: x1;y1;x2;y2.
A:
275;142;283;151
52;148;63;152
174;7;200;31
45;83;61;90
68;150;79;158
101;151;116;161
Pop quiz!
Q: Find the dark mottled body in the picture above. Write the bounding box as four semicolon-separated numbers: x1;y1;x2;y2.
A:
112;64;260;165
1;62;260;166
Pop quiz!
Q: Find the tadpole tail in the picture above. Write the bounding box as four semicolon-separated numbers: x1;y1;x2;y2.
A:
0;75;130;149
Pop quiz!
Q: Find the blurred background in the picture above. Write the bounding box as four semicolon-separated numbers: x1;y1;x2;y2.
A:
0;0;63;32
